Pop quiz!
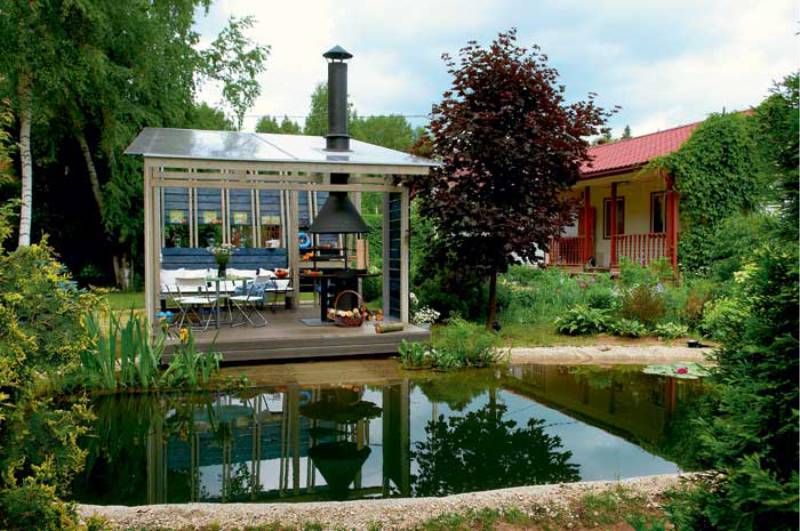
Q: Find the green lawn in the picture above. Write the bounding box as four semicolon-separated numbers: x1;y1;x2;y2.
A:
103;290;320;312
104;291;145;310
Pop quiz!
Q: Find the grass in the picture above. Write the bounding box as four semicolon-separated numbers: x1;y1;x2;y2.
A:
104;291;144;310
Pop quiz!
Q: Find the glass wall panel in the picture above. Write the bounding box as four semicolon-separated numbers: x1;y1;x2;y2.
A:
228;189;254;248
258;190;282;248
163;187;190;248
196;188;223;248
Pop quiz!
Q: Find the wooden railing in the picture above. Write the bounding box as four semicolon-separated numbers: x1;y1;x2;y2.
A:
549;236;584;266
613;232;667;266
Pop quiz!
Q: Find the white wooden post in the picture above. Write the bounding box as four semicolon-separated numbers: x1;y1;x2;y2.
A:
143;161;155;328
287;189;300;309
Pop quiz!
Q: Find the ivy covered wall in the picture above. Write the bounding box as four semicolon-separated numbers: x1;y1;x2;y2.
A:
652;113;767;274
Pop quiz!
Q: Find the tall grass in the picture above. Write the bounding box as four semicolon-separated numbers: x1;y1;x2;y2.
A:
501;267;616;325
81;312;164;390
78;312;219;391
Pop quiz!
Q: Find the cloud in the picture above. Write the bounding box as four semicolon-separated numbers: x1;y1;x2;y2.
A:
194;0;798;135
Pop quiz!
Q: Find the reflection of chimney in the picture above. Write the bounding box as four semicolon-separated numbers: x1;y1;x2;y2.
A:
309;45;369;237
323;45;352;152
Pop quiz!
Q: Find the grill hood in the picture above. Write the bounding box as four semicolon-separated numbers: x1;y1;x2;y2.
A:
308;192;369;234
308;44;370;235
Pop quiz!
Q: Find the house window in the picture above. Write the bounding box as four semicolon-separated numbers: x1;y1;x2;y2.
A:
603;197;625;239
651;192;666;233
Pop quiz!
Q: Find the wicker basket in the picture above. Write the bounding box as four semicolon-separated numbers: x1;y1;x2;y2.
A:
332;290;364;327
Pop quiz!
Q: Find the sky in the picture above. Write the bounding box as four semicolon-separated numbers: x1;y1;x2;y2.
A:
194;0;798;137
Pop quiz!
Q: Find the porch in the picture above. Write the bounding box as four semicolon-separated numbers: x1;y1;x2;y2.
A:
548;169;679;274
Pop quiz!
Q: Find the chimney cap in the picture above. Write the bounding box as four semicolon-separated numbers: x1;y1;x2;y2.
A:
323;45;353;61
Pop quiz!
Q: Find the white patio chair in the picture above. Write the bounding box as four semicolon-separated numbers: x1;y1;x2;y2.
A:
174;277;218;331
229;277;268;327
264;277;292;312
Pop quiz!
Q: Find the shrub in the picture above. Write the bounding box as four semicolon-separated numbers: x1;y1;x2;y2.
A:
433;318;504;368
555;305;611;335
0;483;78;531
0;205;98;530
611;318;648;338
700;296;749;341
681;278;717;329
653;322;689;340
398;340;432;369
619;284;666;327
585;284;619;310
618;257;672;288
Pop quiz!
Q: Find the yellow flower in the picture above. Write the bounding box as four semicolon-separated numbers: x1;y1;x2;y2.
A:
179;328;189;343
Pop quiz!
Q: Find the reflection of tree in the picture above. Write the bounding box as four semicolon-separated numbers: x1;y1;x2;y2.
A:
412;403;580;496
415;369;499;411
568;365;640;390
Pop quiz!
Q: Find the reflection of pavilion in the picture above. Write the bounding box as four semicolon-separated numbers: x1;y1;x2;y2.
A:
145;383;410;504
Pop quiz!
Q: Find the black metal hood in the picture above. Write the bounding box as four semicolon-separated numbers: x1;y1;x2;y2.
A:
309;45;370;235
308;192;369;234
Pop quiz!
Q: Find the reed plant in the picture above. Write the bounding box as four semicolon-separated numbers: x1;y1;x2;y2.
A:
79;312;219;391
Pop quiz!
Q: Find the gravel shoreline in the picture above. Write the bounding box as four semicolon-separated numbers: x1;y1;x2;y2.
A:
509;345;714;365
78;473;698;530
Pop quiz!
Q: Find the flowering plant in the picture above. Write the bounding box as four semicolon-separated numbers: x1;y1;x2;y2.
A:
207;243;234;265
412;305;441;326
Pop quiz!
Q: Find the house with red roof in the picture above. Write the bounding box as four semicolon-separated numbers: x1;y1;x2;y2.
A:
548;120;701;274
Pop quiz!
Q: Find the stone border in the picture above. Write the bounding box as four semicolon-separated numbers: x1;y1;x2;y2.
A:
79;473;699;530
509;345;714;365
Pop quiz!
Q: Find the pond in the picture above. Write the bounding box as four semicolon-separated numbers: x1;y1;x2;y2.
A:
70;363;703;505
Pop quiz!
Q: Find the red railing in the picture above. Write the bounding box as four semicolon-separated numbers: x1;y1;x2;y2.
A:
549;236;584;266
613;232;667;266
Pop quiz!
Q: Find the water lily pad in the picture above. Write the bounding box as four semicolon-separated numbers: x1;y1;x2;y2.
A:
642;362;710;379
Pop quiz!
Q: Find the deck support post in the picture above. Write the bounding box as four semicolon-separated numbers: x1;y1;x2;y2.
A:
665;174;679;276
581;186;592;264
144;160;162;330
287;190;300;309
610;182;618;269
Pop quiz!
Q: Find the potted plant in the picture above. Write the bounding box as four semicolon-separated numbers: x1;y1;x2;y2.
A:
207;243;234;277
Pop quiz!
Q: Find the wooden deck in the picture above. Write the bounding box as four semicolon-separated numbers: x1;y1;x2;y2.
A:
166;305;430;363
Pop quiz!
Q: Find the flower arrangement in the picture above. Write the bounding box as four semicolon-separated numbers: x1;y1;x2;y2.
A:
207;243;234;265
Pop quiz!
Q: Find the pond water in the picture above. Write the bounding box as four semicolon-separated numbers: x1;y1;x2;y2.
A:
70;363;703;505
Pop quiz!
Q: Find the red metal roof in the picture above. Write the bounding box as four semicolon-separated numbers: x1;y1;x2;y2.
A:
580;121;700;178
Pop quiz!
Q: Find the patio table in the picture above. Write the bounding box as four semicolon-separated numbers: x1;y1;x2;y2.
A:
204;275;251;329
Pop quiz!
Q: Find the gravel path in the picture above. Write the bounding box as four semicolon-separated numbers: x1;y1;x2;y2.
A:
78;473;698;530
509;345;714;365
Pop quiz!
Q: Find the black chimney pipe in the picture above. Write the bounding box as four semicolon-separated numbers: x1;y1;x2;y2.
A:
309;45;369;236
323;45;352;152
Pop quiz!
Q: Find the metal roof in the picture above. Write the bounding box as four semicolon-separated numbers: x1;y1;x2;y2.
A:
124;127;435;170
580;121;700;178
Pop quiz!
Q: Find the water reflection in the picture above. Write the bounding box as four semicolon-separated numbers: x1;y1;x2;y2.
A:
412;400;580;496
71;364;702;505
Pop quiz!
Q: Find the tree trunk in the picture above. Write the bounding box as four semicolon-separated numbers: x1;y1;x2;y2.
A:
17;74;33;247
486;264;498;329
76;128;104;212
112;252;131;290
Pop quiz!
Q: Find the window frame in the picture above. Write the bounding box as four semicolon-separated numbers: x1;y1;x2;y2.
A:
650;191;667;234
